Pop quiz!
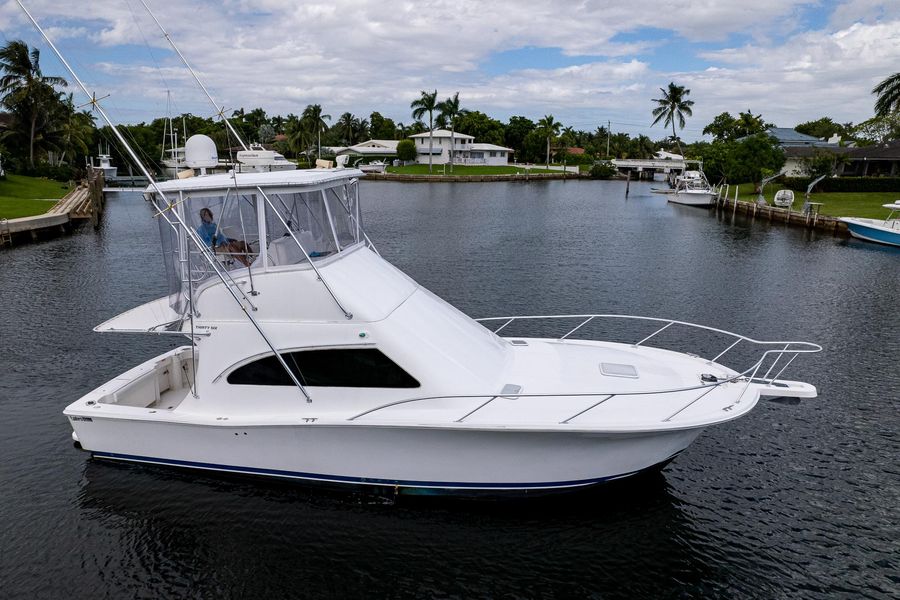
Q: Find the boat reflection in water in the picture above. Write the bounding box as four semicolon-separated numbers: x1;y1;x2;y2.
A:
78;457;718;597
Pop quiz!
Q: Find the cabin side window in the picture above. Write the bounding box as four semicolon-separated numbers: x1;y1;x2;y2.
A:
226;348;420;388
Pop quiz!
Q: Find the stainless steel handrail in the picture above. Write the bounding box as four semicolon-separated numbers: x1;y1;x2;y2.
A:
475;313;821;366
346;314;821;424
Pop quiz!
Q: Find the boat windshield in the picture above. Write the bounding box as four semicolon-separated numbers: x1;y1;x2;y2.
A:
155;177;362;316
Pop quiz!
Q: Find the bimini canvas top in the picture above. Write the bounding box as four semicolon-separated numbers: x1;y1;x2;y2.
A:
146;168;365;195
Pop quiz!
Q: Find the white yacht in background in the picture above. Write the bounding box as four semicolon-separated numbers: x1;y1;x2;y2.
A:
668;161;718;207
62;135;821;495
235;144;296;173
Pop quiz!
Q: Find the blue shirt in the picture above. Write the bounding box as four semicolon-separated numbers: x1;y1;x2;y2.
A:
197;221;228;247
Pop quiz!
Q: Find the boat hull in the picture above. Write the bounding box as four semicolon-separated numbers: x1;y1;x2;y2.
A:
668;192;717;207
69;417;703;493
841;218;900;247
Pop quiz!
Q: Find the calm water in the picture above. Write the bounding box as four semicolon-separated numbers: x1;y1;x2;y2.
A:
1;180;897;599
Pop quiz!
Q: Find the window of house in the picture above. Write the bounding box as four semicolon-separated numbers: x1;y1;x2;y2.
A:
226;348;420;388
490;151;497;157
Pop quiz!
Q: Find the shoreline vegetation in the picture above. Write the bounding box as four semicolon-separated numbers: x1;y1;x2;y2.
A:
0;172;896;222
0;174;72;219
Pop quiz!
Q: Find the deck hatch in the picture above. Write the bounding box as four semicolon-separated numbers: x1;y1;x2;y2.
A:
600;362;639;378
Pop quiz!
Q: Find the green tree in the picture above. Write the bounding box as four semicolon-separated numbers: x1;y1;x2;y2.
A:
437;92;465;172
369;111;396;139
729;133;785;188
301;104;331;157
651;81;694;157
0;40;68;169
285;114;311;162
396;139;417;162
537;114;561;167
734;110;769;137
504;116;535;159
873;72;900;117
51;94;94;166
337;112;356;145
521;128;546;163
801;149;848;178
853;113;900;144
455;110;505;146
795;117;848;142
410;90;438;173
703;112;738;141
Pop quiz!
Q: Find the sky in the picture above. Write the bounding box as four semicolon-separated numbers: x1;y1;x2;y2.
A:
1;0;899;141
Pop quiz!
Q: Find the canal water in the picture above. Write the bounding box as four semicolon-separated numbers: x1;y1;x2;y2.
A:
1;180;897;598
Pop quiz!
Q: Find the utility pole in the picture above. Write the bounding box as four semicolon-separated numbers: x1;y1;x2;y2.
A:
606;120;611;158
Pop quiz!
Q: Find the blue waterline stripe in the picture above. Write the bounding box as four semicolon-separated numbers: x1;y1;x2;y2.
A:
91;451;679;489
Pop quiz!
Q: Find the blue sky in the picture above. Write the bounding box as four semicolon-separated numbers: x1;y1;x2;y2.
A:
1;0;898;141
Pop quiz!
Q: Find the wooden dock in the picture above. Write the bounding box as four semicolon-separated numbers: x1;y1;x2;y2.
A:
716;195;848;235
0;171;105;247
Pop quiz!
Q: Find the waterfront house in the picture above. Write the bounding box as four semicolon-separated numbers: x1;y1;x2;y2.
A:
409;130;512;165
335;139;399;163
842;141;900;176
760;127;843;176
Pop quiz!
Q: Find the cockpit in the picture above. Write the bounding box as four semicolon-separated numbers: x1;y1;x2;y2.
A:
147;169;366;315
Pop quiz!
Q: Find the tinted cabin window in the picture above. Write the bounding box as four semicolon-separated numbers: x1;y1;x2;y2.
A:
227;349;420;388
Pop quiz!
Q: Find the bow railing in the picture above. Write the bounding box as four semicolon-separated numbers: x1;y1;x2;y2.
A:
347;314;821;425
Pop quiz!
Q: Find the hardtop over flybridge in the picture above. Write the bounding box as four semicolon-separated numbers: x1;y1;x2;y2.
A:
16;0;822;495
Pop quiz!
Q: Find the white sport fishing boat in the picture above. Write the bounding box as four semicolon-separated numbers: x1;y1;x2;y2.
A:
666;160;718;207
15;0;820;496
61;134;821;494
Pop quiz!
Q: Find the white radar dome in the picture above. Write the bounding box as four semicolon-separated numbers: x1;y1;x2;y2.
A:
184;134;218;169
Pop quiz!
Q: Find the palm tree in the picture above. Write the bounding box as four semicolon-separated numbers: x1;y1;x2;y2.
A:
537;115;561;167
410;90;438;173
873;72;900;117
0;40;67;169
337;112;356;145
49;94;94;166
651;82;694;158
285;114;310;163
437;92;464;172
301;104;331;157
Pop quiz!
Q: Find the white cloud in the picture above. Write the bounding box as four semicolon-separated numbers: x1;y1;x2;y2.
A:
1;0;898;139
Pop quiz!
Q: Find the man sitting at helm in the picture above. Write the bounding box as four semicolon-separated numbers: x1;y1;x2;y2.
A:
197;207;253;267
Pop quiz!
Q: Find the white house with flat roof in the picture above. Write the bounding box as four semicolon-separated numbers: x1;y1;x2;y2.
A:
409;129;512;165
335;139;399;159
469;143;514;166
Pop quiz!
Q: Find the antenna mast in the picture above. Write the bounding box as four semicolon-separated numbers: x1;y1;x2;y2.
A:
137;0;248;150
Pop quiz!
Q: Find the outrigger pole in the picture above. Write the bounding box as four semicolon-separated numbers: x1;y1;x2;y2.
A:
137;0;248;151
15;0;313;402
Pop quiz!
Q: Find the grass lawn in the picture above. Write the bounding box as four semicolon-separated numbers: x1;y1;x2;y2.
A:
0;174;73;219
728;182;900;219
385;164;563;176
